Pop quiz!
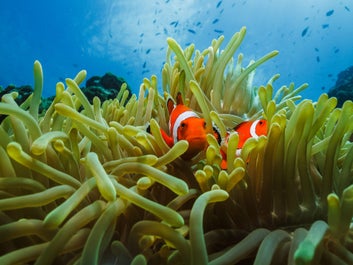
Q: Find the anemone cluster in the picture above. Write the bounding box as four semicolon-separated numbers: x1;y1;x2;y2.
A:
1;27;353;265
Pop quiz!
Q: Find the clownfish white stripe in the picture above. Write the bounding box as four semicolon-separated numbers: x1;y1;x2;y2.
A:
172;111;199;144
249;119;261;138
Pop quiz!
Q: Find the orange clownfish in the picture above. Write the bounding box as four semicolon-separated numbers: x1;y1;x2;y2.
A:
220;119;267;169
160;93;209;159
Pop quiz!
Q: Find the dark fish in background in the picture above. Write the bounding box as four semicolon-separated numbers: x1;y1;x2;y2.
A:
170;21;178;27
212;18;219;24
316;56;320;62
214;29;224;33
322;24;329;29
345;6;350;12
216;1;222;8
146;49;151;54
188;29;196;34
314;47;319;52
301;26;309;37
334;48;340;53
326;9;334;16
143;61;146;68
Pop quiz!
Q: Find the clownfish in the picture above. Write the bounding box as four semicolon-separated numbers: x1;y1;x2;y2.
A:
160;93;210;159
220;119;267;169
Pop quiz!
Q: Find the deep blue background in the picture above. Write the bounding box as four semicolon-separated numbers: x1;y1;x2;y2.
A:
1;0;352;100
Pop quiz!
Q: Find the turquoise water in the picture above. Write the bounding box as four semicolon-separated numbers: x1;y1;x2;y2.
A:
0;0;352;100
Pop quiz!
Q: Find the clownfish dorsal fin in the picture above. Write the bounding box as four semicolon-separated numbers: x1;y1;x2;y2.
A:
167;96;175;115
176;92;184;105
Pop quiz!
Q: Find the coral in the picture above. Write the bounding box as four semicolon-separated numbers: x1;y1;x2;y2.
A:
328;65;353;107
84;72;132;104
0;85;33;122
1;27;353;265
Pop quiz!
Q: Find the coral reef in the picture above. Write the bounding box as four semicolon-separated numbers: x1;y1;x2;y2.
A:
1;27;353;265
328;65;353;107
0;85;33;105
0;85;33;123
84;72;132;104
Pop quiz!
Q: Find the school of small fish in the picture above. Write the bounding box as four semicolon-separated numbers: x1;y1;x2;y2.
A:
130;1;350;92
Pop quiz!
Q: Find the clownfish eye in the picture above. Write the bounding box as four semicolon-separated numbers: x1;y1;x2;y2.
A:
180;122;186;128
259;120;264;125
203;121;206;128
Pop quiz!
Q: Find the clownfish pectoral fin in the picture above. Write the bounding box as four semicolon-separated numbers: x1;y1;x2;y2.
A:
160;128;174;147
146;122;174;148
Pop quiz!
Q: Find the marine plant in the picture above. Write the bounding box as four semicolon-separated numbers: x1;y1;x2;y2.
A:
1;26;353;265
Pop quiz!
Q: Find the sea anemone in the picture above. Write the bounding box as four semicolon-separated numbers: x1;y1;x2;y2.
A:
1;26;353;265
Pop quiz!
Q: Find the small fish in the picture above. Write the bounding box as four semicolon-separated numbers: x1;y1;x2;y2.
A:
216;0;222;8
326;9;334;16
170;21;179;27
322;24;329;29
212;18;219;24
345;6;350;12
188;29;196;34
301;26;309;37
146;48;151;54
316;56;320;62
160;93;210;159
214;29;224;34
220;119;267;169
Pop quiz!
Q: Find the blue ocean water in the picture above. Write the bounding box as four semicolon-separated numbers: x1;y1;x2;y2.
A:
0;0;352;101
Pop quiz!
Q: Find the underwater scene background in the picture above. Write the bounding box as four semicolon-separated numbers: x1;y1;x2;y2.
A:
1;1;353;265
1;0;353;100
